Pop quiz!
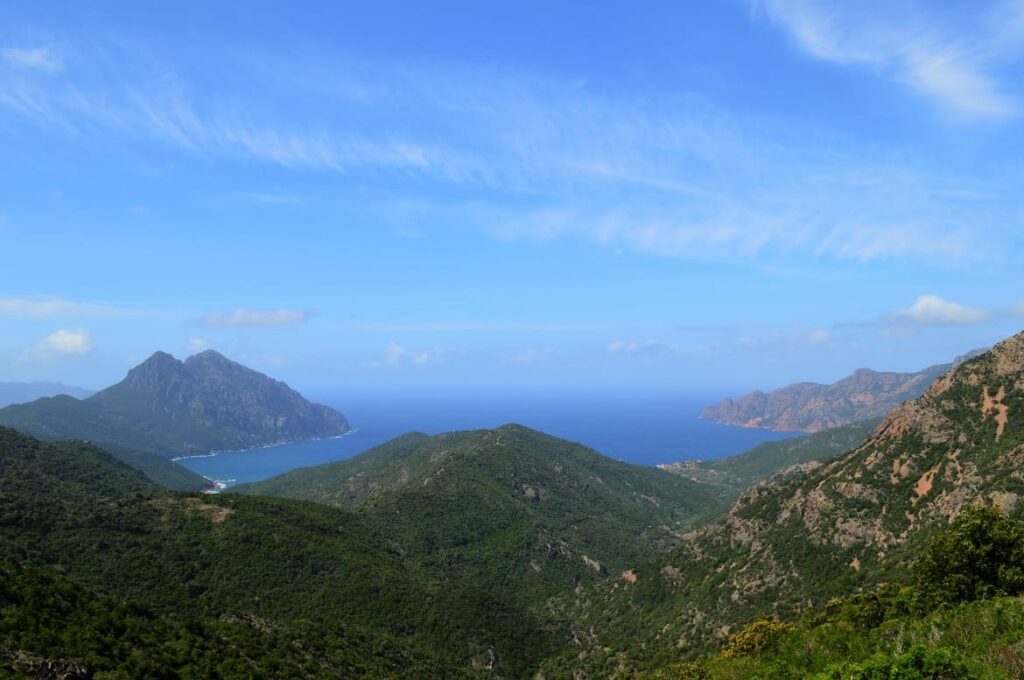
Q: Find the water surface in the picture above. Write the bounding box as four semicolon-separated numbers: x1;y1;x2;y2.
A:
180;391;799;487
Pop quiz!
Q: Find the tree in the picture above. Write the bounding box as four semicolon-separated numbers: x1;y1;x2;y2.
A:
914;505;1024;608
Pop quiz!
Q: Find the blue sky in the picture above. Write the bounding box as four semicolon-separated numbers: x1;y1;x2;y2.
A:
1;0;1023;394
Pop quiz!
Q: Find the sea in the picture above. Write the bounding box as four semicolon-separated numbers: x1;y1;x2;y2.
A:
179;391;801;489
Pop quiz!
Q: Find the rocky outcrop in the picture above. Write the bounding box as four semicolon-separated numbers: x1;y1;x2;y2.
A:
700;351;983;432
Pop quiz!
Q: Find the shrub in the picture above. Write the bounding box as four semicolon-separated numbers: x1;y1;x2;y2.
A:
914;506;1024;608
719;619;794;659
818;644;977;680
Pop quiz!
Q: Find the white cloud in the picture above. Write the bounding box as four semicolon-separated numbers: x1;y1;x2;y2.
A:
892;294;989;325
807;328;831;345
383;342;447;366
0;297;136;318
1010;300;1024;316
23;328;93;360
200;308;309;328
188;337;209;352
754;0;1020;119
2;47;64;73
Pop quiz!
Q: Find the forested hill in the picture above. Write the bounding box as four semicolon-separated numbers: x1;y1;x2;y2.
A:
235;424;720;610
0;426;540;676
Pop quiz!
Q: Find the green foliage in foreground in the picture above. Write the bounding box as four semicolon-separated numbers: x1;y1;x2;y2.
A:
644;507;1024;680
0;560;474;679
914;506;1024;609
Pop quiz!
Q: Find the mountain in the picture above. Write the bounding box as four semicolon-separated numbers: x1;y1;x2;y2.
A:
235;424;720;610
0;380;93;408
659;418;879;500
700;351;983;432
0;349;349;459
549;331;1023;675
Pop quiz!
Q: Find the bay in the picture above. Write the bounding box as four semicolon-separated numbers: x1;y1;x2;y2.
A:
180;391;800;488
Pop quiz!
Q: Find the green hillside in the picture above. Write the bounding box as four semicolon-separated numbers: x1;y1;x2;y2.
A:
0;427;555;677
235;424;720;610
0;560;476;679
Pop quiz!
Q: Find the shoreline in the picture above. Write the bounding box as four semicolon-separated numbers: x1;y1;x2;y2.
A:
172;428;356;462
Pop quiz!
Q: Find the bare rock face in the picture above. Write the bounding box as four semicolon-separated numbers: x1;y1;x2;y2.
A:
700;351;983;432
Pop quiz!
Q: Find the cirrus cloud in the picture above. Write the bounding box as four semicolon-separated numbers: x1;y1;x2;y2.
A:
199;308;310;328
2;46;64;73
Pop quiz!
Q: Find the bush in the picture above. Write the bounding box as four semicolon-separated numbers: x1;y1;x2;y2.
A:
914;506;1024;608
719;619;794;659
818;644;977;680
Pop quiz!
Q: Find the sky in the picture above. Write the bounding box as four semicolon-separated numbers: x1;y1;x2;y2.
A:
1;0;1023;394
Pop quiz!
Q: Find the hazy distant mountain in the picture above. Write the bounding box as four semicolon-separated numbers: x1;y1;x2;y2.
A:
0;349;349;458
700;351;983;432
0;381;93;408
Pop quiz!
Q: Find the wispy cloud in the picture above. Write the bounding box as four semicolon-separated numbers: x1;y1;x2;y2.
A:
382;341;448;366
337;320;608;333
2;47;64;73
891;294;989;325
0;30;1016;266
753;0;1022;119
200;308;310;328
0;296;140;319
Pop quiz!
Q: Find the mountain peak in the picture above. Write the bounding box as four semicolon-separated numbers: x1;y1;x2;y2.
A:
0;349;350;458
185;349;231;364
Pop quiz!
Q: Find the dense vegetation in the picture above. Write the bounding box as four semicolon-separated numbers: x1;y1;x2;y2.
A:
641;507;1024;679
0;427;553;676
236;425;721;627
0;560;473;679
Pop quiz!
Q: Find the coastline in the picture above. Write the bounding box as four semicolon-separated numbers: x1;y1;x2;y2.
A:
172;428;356;462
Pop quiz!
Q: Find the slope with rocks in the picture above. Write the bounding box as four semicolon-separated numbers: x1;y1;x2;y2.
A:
548;332;1022;676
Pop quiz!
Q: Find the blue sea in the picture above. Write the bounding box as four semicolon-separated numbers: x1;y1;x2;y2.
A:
179;391;800;488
